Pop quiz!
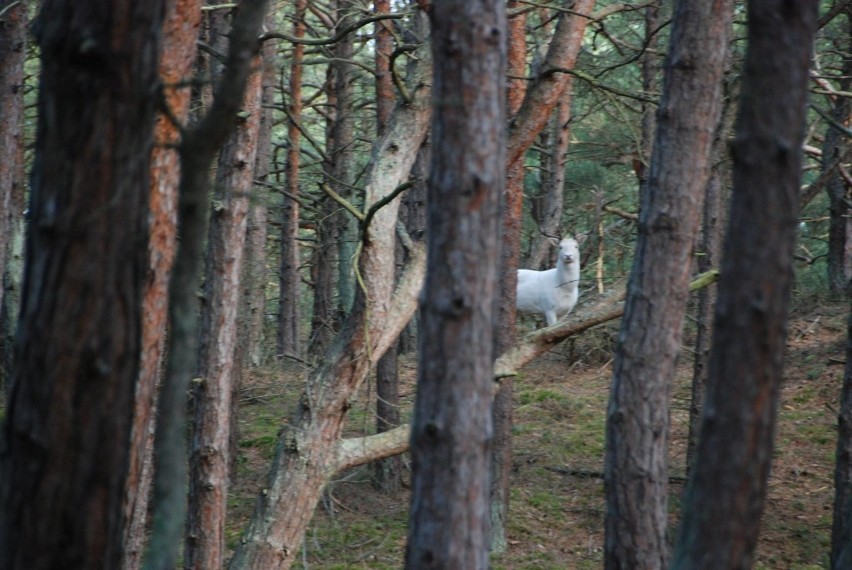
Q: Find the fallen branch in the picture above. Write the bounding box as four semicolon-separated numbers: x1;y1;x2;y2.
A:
333;269;721;470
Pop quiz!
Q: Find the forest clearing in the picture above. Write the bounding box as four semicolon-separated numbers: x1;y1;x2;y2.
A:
227;294;846;569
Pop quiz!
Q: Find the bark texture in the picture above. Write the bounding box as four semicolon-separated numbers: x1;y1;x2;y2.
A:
0;0;26;332
604;1;732;568
824;11;852;296
186;53;263;570
145;2;270;567
0;1;165;567
228;24;432;568
833;292;852;568
405;1;505;568
277;0;307;357
373;0;403;494
672;1;818;567
122;2;203;568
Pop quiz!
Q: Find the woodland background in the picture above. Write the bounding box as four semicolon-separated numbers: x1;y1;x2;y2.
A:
0;0;849;568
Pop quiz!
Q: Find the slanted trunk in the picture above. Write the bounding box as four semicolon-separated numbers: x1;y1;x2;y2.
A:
604;1;732;568
228;30;432;568
672;1;818;567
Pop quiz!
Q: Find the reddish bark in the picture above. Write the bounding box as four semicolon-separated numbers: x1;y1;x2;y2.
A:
122;2;202;567
0;0;165;567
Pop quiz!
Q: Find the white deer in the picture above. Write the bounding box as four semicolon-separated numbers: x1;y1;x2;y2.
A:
516;236;584;326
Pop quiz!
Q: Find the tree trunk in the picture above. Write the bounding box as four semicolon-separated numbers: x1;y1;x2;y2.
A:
603;1;732;568
686;167;724;473
241;35;276;369
0;1;165;567
0;0;26;332
833;289;852;568
488;3;526;554
122;2;203;568
334;1;359;321
825;11;852;297
373;0;403;494
228;25;432;567
672;1;818;567
186;52;263;570
277;0;306;358
490;2;596;553
144;2;270;567
405;1;505;568
635;1;660;198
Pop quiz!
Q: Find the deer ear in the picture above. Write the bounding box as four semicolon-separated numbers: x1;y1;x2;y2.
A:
548;237;559;247
575;234;589;246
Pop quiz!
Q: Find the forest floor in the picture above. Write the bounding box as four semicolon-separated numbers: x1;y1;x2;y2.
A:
229;295;847;569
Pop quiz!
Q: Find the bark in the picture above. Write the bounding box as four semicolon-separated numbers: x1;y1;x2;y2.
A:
635;1;660;198
373;0;403;494
489;2;527;553
824;12;852;296
603;1;732;568
122;2;203;568
686;167;724;473
277;0;306;357
145;2;270;567
186;53;263;570
405;1;505;568
241;37;276;368
309;63;343;357
228;26;432;568
490;1;595;553
506;0;596;172
0;1;165;567
333;1;358;320
0;0;26;339
672;1;818;567
834;290;852;568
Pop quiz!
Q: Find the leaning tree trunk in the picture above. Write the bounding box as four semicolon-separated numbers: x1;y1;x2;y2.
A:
185;53;263;570
0;1;166;567
603;1;732;568
122;2;203;568
671;1;818;567
405;0;505;567
228;21;432;568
